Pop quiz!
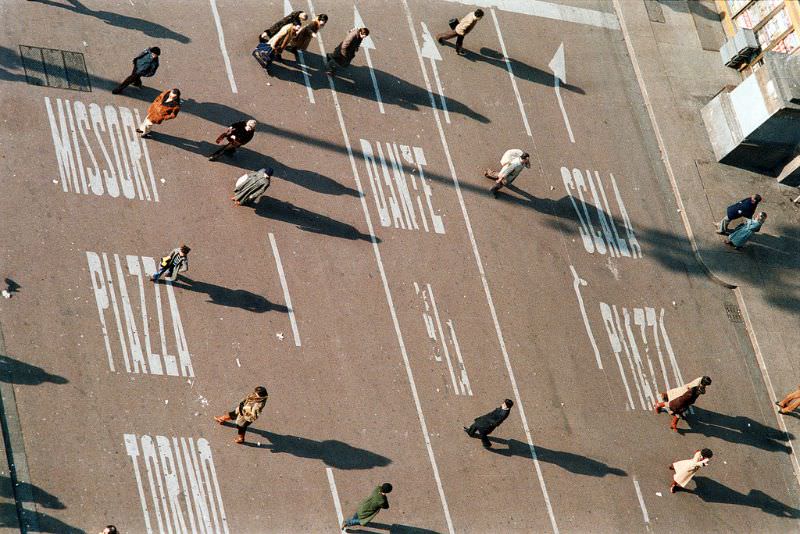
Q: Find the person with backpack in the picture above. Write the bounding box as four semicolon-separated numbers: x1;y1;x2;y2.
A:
253;22;301;74
436;9;484;55
112;46;161;95
151;245;190;283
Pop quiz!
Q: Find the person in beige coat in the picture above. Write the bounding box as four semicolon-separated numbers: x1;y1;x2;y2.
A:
654;376;711;431
214;386;268;444
436;9;484;55
669;448;712;493
137;88;180;138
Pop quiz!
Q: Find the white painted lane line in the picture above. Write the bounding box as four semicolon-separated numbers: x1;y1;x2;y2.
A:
309;3;454;531
326;468;345;528
570;266;602;369
268;233;301;347
401;2;557;531
427;283;459;393
736;289;800;488
209;0;238;94
548;43;575;143
354;5;385;114
490;8;531;137
633;479;649;524
419;22;450;124
439;0;620;30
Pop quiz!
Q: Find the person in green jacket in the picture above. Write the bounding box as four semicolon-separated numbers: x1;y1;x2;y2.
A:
341;483;392;531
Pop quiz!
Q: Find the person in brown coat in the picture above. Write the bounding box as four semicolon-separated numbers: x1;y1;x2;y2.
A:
214;386;268;444
669;448;712;493
436;9;484;55
326;27;369;76
654;376;711;431
776;385;800;415
136;88;180;138
286;13;328;54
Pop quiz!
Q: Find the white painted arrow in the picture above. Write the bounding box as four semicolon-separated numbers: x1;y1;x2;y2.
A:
548;42;575;143
284;0;314;103
353;5;384;113
420;22;450;124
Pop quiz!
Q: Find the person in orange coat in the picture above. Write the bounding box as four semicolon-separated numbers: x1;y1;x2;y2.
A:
137;88;181;138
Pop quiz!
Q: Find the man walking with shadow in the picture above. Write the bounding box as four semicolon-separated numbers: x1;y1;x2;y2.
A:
464;399;513;448
209;119;257;161
341;483;392;532
112;46;160;95
214;386;268;444
436;9;484;56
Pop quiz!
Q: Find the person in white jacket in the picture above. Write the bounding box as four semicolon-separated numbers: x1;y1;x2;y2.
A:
484;149;530;197
669;448;712;493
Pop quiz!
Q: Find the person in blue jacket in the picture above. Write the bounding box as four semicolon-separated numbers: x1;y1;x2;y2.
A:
718;194;761;234
112;46;161;95
725;212;767;249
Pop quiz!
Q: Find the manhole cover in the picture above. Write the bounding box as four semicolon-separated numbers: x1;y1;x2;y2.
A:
724;303;743;323
19;45;91;92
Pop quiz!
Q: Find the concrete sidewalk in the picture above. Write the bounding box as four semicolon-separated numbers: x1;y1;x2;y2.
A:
612;0;800;487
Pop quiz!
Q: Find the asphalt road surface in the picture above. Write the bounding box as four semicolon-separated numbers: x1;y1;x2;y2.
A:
0;0;798;533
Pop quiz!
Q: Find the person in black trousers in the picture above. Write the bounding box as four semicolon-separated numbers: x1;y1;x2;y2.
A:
112;46;161;95
208;119;257;161
464;399;513;448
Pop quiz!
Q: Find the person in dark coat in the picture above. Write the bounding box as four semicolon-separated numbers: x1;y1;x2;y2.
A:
112;46;161;95
232;168;272;206
208;119;256;161
718;194;762;234
464;399;513;448
261;10;307;42
341;483;392;531
326;27;369;77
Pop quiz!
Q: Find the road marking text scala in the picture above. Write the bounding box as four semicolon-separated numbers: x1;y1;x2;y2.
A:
124;433;228;534
359;139;445;234
87;252;193;377
44;97;159;201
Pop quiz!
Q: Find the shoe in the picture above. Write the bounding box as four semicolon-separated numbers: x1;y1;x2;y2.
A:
463;426;471;436
140;133;151;139
776;401;782;407
135;128;143;133
214;415;231;424
653;404;661;414
437;38;444;45
670;485;677;494
111;88;121;95
234;435;245;444
482;442;492;449
456;49;466;56
492;190;499;198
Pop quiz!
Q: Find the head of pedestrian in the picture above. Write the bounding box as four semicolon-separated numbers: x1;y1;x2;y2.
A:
179;245;190;256
102;526;118;534
752;193;762;204
475;9;485;18
246;119;257;131
150;46;161;58
502;399;514;410
169;88;181;100
380;483;393;494
317;14;328;26
700;376;712;387
359;28;370;38
700;448;713;460
757;211;767;222
298;11;309;22
255;386;268;397
521;152;531;168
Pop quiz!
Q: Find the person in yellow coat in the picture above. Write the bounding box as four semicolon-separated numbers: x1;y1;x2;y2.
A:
669;448;712;493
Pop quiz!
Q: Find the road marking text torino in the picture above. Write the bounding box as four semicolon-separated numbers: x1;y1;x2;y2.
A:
359;139;445;234
124;433;228;534
561;167;641;258
87;251;193;377
44;96;158;201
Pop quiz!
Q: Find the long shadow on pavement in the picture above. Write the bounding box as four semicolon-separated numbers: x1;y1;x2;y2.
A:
0;355;68;385
28;0;190;43
0;475;84;533
167;276;288;314
225;424;391;470
254;196;378;242
692;477;800;518
486;437;627;477
681;407;793;454
344;522;441;533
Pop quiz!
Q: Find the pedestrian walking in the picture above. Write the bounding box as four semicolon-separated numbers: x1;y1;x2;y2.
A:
717;194;762;234
136;88;180;138
669;448;712;493
326;27;369;77
261;10;308;43
436;9;484;55
99;527;118;534
214;386;268;444
286;13;328;53
341;483;392;531
484;149;530;197
232;168;272;206
151;245;190;283
725;212;766;249
464;399;513;448
208;119;256;161
112;46;161;95
653;376;711;432
253;21;301;74
776;385;800;415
